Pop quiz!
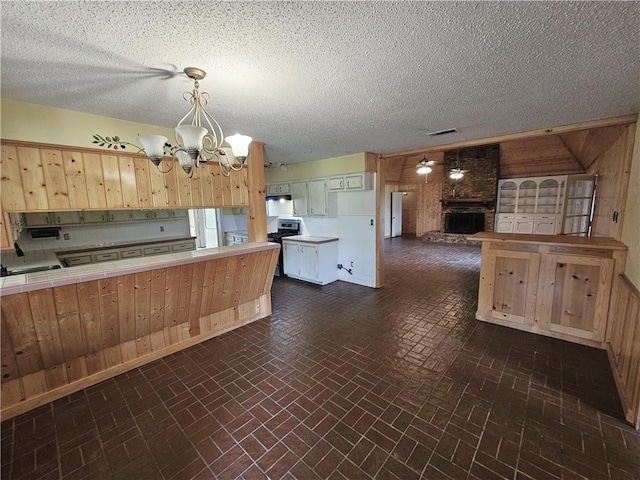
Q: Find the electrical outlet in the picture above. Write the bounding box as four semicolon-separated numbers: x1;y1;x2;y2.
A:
370;219;374;226
160;226;165;232
63;233;70;240
350;261;354;268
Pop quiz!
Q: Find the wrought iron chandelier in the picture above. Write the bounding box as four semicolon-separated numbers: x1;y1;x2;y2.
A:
138;67;252;177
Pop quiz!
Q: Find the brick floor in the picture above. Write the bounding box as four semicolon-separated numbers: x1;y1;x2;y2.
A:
2;237;639;479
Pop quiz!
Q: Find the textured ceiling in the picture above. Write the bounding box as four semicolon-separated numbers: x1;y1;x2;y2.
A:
1;1;639;166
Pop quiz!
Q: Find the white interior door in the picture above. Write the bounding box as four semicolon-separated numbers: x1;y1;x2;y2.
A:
391;192;403;237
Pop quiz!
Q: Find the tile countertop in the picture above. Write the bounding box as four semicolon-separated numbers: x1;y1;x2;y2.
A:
0;249;62;270
0;236;198;271
0;242;279;297
282;235;339;244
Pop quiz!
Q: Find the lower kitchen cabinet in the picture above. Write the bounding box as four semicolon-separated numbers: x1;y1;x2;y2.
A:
471;232;627;348
283;237;338;285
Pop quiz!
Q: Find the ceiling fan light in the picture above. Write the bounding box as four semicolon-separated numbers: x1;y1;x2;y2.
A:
226;134;252;163
449;168;464;180
138;134;167;166
417;165;432;175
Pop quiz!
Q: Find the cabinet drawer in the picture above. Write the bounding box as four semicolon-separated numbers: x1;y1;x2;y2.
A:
171;241;195;252
63;255;93;266
120;248;143;258
93;251;120;262
143;245;170;256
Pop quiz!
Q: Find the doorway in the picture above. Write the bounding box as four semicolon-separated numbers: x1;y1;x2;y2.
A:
391;192;404;237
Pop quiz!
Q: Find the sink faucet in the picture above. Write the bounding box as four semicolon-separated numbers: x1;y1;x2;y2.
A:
0;264;7;277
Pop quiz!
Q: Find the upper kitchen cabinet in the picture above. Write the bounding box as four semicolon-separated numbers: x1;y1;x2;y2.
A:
327;173;372;191
267;182;291;195
0;142;256;213
291;181;308;216
291;179;327;216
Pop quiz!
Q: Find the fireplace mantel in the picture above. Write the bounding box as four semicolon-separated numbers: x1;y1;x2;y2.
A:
440;198;495;207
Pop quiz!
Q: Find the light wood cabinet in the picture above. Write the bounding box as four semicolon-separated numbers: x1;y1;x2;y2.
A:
472;232;626;348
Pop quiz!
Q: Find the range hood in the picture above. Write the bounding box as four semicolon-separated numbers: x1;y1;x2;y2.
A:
266;194;292;202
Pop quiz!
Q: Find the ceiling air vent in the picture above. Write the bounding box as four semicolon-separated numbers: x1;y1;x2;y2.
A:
426;128;457;136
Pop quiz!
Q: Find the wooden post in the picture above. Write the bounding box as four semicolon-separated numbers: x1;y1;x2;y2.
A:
246;141;267;243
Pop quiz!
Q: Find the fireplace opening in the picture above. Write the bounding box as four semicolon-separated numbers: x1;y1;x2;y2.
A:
444;212;485;234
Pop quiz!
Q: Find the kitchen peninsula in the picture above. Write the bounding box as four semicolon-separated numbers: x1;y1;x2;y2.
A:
469;232;627;348
1;243;279;419
0;139;272;419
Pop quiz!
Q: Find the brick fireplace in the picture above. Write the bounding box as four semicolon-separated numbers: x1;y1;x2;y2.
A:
440;144;499;234
420;144;500;244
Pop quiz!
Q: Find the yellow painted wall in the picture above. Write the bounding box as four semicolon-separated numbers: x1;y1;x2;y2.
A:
264;153;365;183
622;121;640;289
1;98;174;150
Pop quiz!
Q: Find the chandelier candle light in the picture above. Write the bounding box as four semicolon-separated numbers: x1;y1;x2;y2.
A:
138;67;252;177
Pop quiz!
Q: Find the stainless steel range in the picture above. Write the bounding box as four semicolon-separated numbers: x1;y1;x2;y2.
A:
268;219;301;277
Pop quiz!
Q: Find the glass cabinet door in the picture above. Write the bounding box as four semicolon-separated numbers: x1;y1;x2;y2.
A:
563;175;596;236
498;181;517;213
537;179;560;214
517;180;537;214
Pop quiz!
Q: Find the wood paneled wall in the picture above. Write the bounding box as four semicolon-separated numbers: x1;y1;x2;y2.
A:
606;274;640;429
1;246;279;420
1;142;251;212
587;123;636;241
0;139;266;248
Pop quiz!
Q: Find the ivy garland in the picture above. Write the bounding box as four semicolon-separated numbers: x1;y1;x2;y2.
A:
92;134;177;156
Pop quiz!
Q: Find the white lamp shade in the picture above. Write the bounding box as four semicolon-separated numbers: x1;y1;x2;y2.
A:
175;125;207;151
138;134;167;159
175;150;194;174
226;134;252;159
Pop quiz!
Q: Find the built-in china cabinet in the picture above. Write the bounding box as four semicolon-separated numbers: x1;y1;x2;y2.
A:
495;175;595;236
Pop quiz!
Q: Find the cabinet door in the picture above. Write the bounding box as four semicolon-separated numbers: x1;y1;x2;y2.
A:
514;215;534;234
537;179;560;214
23;212;53;226
327;177;345;191
283;242;301;277
108;211;132;222
477;247;541;328
291;182;308;216
52;211;82;225
495;214;515;233
307;179;327;216
130;210;151;221
497;180;517;214
538;253;613;342
533;217;556;235
299;244;318;282
344;174;364;190
82;211;108;223
516;180;537;214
